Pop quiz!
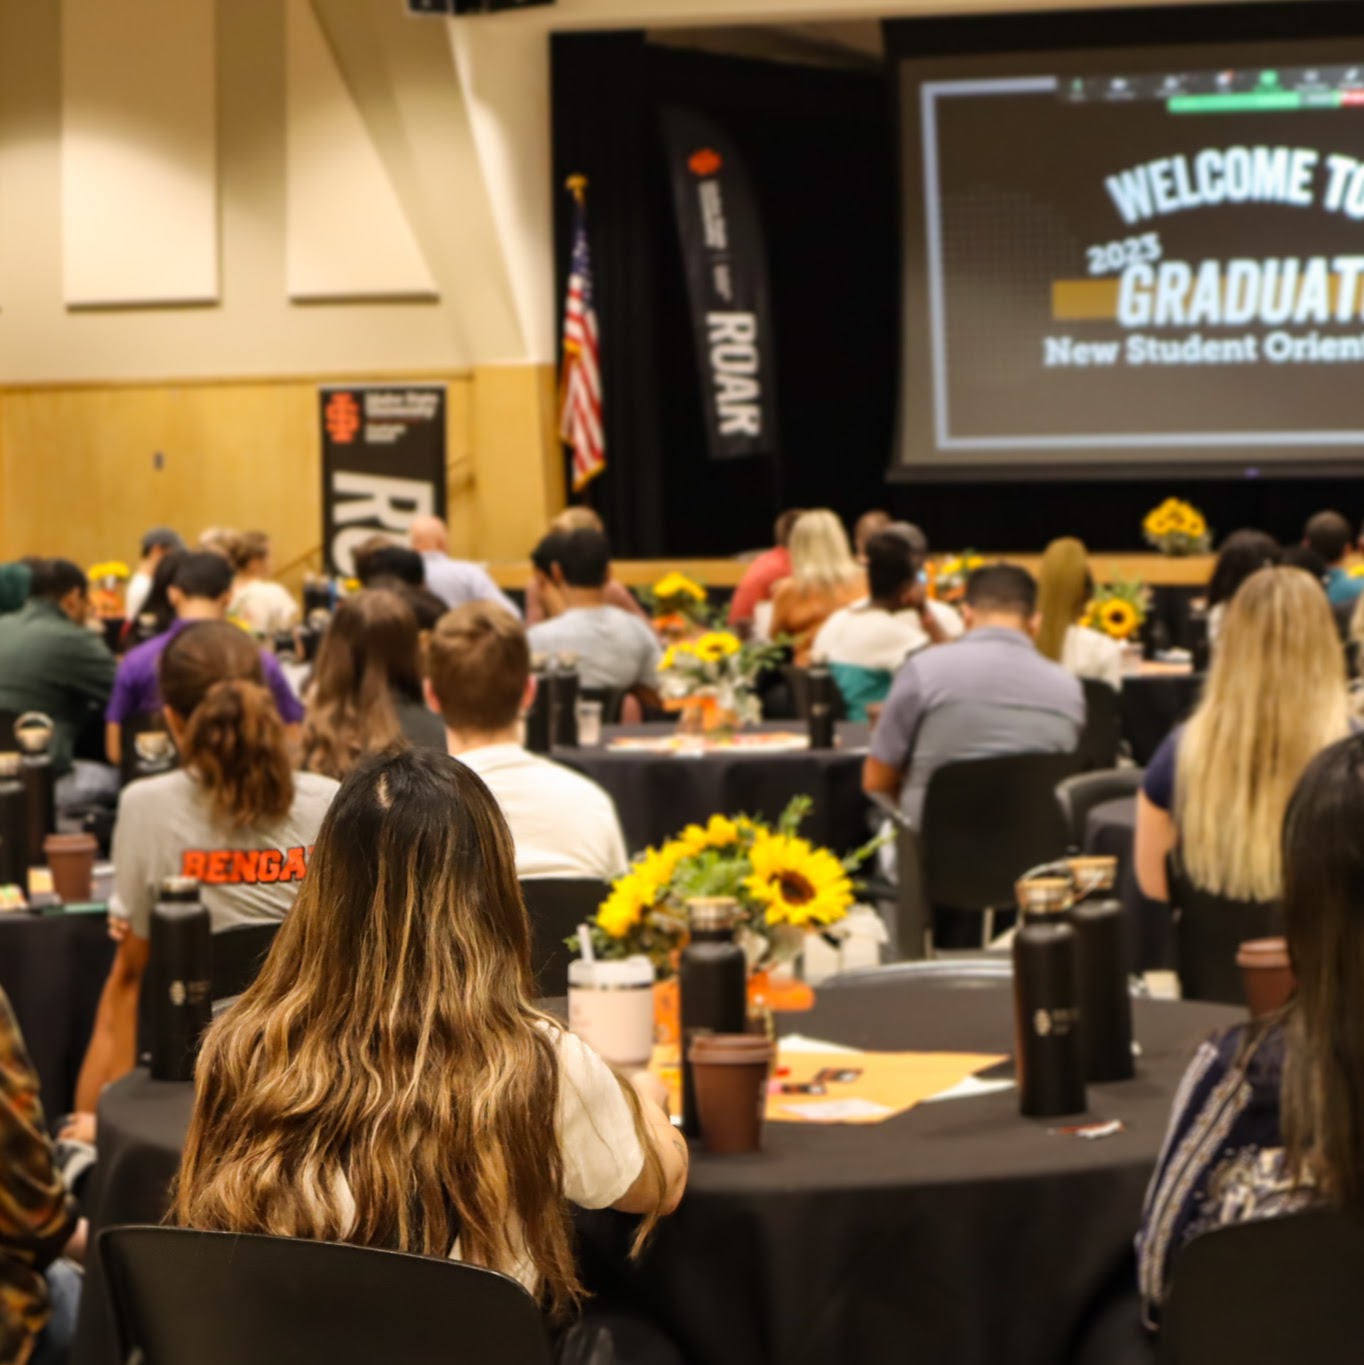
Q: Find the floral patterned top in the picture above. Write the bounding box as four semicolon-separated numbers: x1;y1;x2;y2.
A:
1136;1021;1317;1331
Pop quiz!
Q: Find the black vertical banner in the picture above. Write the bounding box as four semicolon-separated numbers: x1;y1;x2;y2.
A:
662;108;779;459
319;384;447;576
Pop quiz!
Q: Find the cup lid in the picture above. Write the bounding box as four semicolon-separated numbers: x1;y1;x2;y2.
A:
688;1033;774;1063
568;956;655;987
14;712;54;755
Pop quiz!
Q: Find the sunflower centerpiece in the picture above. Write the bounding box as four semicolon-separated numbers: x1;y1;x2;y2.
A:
1143;498;1211;556
1081;579;1149;642
658;630;784;740
929;550;984;604
647;571;710;640
86;560;131;619
585;797;872;979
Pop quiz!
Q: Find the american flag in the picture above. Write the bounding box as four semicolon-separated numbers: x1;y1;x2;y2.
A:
559;183;604;492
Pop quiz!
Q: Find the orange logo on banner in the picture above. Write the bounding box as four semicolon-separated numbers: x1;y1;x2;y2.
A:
689;148;723;177
325;392;361;444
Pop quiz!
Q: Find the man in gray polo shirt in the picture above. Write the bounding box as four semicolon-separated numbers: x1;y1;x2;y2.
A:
863;563;1084;828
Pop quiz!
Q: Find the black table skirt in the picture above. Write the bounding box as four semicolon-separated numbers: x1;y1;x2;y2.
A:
554;722;872;855
1119;675;1202;767
75;979;1236;1365
0;912;114;1118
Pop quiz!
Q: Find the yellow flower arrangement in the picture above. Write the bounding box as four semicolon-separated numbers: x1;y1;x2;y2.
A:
87;561;131;582
1143;498;1211;555
1096;598;1141;640
653;571;706;602
744;831;855;928
583;797;878;974
930;550;985;603
1084;578;1148;641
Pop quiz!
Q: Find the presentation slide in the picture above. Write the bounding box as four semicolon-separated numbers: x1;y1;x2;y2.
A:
898;41;1364;477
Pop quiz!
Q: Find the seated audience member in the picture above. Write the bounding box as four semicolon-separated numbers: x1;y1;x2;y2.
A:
124;527;184;623
853;508;893;561
527;530;662;693
1035;537;1124;690
227;530;300;639
0;559;117;795
76;623;338;1110
863;564;1084;828
124;548;184;646
0;560;34;616
1303;509;1362;611
1138;731;1364;1329
1;986;82;1365
728;509;802;629
355;541;425;590
770;510;867;666
427;604;629;880
1135;566;1347;903
105;553;304;766
1204;529;1280;649
197;527;238;560
173;749;685;1325
409;514;520;618
812;529;960;720
526;507;646;625
301;589;445;779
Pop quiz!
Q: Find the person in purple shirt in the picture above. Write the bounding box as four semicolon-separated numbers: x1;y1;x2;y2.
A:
104;552;304;766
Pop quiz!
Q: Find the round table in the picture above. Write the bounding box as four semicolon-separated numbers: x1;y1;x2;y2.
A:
74;978;1236;1365
1119;673;1202;766
0;910;114;1117
554;722;872;854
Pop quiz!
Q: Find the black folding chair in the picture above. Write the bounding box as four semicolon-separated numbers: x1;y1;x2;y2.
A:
519;878;612;997
1160;1210;1364;1364
99;1226;552;1365
210;921;282;1002
1077;678;1123;770
1166;851;1281;1005
873;751;1084;958
1055;767;1144;850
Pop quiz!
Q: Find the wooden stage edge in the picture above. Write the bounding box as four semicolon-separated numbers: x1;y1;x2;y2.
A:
485;553;1216;591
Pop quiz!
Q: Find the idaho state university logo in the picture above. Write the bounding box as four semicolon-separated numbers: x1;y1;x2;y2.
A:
689;148;723;177
324;391;361;444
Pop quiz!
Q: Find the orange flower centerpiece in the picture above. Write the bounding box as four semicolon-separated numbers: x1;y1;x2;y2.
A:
647;571;710;642
86;561;131;619
584;798;881;1027
658;631;784;740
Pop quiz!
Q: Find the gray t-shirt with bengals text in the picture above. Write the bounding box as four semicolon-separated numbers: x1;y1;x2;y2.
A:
110;769;339;939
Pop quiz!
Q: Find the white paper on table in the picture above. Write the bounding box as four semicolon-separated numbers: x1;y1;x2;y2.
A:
782;1097;894;1122
922;1075;1016;1104
778;1034;864;1057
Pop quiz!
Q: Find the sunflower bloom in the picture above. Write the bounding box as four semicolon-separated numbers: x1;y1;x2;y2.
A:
596;874;655;938
654;572;706;602
744;832;853;928
692;631;742;664
1098;599;1140;639
677;814;748;858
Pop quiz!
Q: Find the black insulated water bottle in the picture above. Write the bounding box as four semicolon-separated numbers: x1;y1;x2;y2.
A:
148;877;213;1083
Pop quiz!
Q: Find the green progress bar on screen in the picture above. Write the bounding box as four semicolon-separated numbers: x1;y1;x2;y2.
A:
1168;91;1364;113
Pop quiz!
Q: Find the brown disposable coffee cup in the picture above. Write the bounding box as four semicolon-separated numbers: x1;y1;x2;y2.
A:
1236;937;1295;1018
688;1033;774;1155
43;833;97;904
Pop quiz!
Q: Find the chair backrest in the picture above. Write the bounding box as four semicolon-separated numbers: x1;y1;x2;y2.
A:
920;752;1083;912
518;878;612;997
1077;678;1122;770
1159;1210;1364;1365
1166;851;1282;1005
99;1226;553;1365
579;686;627;725
1054;767;1144;849
210;921;283;1002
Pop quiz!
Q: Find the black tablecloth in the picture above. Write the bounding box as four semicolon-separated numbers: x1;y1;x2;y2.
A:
75;979;1237;1365
1119;674;1202;766
554;722;871;854
0;911;114;1118
1086;797;1175;972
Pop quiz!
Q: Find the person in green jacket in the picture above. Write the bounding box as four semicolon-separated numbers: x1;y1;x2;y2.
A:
0;562;33;616
0;560;116;804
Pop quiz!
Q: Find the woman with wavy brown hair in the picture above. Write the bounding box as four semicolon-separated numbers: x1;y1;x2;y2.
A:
301;589;445;780
175;748;686;1319
73;622;338;1112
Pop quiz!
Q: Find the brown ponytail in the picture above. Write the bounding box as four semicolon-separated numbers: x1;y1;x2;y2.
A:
160;622;295;828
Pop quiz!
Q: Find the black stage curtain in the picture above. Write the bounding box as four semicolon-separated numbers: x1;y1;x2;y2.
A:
553;27;1364;561
551;34;898;558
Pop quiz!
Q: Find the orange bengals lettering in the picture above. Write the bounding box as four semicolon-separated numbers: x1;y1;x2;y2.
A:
179;846;313;886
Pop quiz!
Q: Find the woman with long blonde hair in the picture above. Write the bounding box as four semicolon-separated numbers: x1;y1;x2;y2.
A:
771;509;867;665
175;748;685;1319
1135;566;1349;902
1035;537;1123;689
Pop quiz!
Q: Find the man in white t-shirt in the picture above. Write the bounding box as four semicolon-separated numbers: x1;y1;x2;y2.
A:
813;526;962;719
426;602;630;881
